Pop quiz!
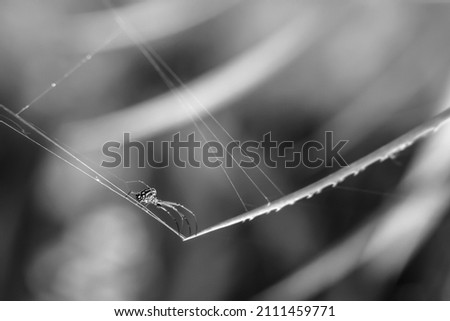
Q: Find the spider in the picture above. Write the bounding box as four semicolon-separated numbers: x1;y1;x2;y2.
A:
127;181;198;236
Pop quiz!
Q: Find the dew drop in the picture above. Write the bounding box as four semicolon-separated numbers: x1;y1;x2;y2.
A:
399;143;409;151
51;83;56;88
433;125;441;133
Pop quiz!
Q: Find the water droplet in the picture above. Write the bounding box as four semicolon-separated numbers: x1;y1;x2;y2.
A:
51;83;56;88
86;54;92;60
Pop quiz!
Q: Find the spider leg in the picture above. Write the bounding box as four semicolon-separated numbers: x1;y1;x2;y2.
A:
163;201;198;235
159;202;185;234
159;201;192;236
155;203;181;235
125;180;152;189
135;180;152;190
126;190;137;202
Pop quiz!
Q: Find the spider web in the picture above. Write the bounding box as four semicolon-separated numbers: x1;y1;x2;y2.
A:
2;0;437;242
0;0;284;239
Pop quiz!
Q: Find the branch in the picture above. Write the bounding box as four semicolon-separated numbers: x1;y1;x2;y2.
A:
184;107;450;241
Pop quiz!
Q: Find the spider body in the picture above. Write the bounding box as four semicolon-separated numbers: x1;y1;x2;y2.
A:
127;181;198;236
135;187;157;205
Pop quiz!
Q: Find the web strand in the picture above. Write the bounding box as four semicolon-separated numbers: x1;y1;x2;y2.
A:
16;29;122;116
104;0;277;208
147;48;284;197
1;104;183;238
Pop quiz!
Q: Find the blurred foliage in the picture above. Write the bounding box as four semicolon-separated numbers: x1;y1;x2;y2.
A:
1;0;450;300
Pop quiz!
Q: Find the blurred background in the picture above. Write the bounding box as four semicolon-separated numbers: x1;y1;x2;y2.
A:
2;0;450;300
